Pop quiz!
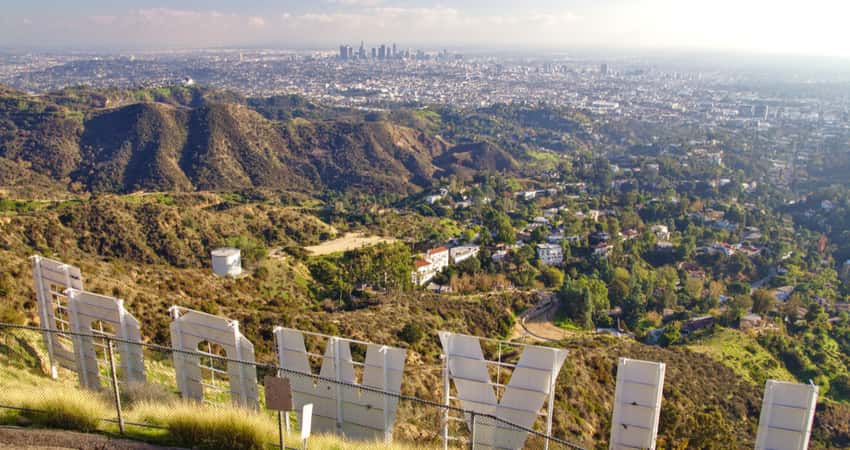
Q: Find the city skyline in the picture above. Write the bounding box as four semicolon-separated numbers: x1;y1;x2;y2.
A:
1;0;849;58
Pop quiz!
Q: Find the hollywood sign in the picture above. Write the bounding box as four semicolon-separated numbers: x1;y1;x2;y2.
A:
30;256;819;449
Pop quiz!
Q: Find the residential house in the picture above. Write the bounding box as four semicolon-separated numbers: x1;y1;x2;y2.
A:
491;250;509;263
681;315;715;335
425;194;443;205
656;241;674;250
412;260;436;285
426;247;449;272
651;225;670;240
412;247;450;285
449;245;480;264
711;219;737;231
537;243;563;266
425;188;449;205
740;313;764;331
711;243;736;256
589;231;611;246
738;245;762;257
546;233;565;244
532;216;550;226
592;242;613;258
773;286;795;303
543;207;560;218
621;229;640;240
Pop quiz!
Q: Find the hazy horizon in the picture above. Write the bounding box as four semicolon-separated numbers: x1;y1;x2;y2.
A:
2;0;849;59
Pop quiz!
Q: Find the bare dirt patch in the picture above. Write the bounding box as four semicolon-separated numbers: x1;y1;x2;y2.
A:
304;232;396;256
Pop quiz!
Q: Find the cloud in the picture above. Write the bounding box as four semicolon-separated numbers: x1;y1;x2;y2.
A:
89;16;117;26
2;1;850;56
3;6;588;48
327;0;385;6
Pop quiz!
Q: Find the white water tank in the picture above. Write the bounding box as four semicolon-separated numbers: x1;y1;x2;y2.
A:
211;247;242;277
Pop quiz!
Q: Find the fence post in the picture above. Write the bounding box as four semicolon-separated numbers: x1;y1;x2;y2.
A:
442;354;449;450
469;411;476;450
332;338;343;433
278;410;285;450
106;339;125;434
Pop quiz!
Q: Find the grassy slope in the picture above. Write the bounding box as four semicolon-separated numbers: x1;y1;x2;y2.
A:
0;331;438;449
687;328;796;387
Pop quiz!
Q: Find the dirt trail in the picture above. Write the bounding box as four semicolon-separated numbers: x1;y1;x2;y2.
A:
511;295;575;342
0;426;185;450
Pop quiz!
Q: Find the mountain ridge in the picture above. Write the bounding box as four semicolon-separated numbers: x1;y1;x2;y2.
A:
0;85;512;196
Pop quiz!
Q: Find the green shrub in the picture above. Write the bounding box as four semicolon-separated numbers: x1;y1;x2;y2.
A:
398;322;425;344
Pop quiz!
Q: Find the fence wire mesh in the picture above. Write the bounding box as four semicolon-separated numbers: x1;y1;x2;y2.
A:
0;323;584;450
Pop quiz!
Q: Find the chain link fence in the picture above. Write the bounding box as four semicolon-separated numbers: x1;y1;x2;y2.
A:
0;323;584;450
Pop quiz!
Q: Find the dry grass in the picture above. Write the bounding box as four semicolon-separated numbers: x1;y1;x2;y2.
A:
131;401;275;450
0;382;111;433
308;434;442;449
129;400;442;450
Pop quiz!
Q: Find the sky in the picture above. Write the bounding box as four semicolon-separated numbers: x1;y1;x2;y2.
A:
1;0;849;57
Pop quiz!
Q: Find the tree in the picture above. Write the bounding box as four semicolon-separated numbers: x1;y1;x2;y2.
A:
726;294;753;322
541;266;565;289
752;289;775;316
684;277;704;301
511;262;539;288
456;255;481;274
342;242;413;293
660;321;681;347
781;292;804;321
398;322;425;345
531;223;548;244
485;209;516;244
707;281;725;304
558;284;593;330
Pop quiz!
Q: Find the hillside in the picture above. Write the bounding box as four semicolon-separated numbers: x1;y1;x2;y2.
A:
553;336;850;449
0;85;512;196
433;141;518;181
0;191;848;447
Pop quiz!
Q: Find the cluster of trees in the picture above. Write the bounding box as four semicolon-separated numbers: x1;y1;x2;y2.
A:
760;306;850;401
556;275;610;329
308;243;413;308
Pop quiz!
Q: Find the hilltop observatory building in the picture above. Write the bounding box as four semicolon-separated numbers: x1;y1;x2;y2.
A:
211;247;242;277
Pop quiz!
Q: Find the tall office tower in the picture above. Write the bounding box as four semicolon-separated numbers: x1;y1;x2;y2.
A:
358;41;366;59
600;63;609;75
755;104;769;120
348;46;354;59
379;44;386;60
339;45;348;60
392;43;397;58
371;47;377;58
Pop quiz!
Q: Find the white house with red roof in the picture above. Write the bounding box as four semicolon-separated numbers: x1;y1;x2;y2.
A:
412;247;450;285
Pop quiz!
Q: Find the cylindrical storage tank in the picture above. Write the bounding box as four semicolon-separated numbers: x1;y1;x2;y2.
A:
211;247;242;277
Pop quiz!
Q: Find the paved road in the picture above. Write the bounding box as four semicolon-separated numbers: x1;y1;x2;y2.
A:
751;267;777;291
